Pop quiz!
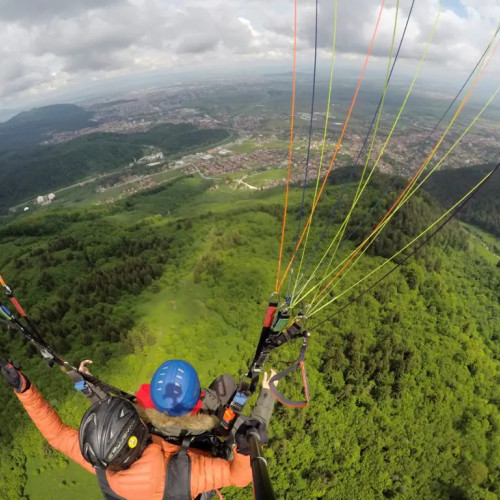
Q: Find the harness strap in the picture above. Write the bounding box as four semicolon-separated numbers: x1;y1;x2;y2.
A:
94;437;193;500
95;469;127;500
227;414;247;448
164;436;193;500
200;389;220;414
268;333;310;408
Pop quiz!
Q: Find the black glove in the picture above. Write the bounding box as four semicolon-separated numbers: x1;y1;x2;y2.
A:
0;359;30;393
235;418;268;456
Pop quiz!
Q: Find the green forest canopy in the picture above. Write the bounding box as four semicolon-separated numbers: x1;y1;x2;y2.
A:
0;170;498;499
424;163;500;238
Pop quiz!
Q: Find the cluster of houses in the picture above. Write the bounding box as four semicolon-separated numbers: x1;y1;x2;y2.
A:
36;193;56;206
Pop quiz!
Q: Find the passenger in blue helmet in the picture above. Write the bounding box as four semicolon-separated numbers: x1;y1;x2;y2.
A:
79;358;277;462
136;359;237;418
75;357;277;498
79;359;242;424
150;359;201;416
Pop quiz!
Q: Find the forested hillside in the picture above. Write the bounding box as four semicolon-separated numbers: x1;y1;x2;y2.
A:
0;124;230;212
0;171;498;499
424;163;500;237
0;104;97;151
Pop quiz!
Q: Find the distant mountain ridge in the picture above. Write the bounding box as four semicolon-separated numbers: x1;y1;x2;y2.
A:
0;104;96;150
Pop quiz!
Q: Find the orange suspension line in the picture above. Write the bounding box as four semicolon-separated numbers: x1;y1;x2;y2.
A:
275;0;298;293
311;34;500;305
277;0;387;292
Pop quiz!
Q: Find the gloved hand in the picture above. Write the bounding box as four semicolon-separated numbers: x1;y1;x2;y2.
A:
0;359;31;393
235;417;268;456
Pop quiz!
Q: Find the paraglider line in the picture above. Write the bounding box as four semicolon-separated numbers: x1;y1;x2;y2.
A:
277;0;387;293
276;0;298;293
287;0;319;300
310;31;500;307
428;21;500;137
289;0;338;304
311;161;500;328
321;19;500;277
292;0;415;297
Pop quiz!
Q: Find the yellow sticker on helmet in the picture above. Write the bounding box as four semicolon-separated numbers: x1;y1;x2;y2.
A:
128;436;138;449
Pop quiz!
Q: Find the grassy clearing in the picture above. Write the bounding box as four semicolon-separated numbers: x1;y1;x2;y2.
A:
461;222;500;265
51;168;186;207
25;455;101;500
247;168;287;186
228;140;260;154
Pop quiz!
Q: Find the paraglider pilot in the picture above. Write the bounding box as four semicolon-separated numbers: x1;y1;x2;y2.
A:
1;359;276;500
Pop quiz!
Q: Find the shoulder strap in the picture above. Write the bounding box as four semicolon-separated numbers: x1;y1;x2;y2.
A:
201;388;221;414
94;437;193;500
95;468;127;500
163;436;192;500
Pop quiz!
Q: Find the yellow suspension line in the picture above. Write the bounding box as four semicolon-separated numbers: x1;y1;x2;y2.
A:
292;2;442;308
296;76;500;312
312;0;440;297
308;167;498;317
301;28;500;311
308;81;500;315
290;0;338;301
277;0;387;293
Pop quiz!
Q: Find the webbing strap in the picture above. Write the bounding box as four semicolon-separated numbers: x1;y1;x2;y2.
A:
94;437;193;500
269;334;310;408
164;437;192;500
9;297;26;317
95;469;126;500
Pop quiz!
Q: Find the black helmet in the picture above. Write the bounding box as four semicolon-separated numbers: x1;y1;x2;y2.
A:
79;396;150;470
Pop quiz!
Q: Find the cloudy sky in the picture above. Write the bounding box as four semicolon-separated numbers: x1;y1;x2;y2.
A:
0;0;499;111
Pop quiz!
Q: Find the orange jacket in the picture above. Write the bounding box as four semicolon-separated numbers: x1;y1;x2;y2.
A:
16;385;252;499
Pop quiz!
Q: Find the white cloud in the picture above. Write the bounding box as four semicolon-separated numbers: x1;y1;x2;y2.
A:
0;0;498;106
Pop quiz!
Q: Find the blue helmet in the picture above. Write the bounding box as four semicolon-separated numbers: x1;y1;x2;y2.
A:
150;360;201;416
